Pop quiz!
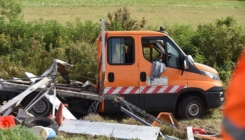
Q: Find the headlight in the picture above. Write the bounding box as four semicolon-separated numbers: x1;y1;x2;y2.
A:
200;70;220;80
220;92;224;102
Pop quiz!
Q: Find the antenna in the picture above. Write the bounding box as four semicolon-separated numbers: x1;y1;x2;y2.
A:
159;26;165;32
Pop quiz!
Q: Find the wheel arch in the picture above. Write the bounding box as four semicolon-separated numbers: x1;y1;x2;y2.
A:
173;88;208;114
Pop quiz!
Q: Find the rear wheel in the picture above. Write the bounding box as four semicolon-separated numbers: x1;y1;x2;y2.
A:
23;95;51;117
177;96;204;119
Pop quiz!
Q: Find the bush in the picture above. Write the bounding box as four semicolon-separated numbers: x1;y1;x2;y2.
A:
0;1;244;86
0;0;22;22
105;7;146;31
191;16;245;83
167;24;206;63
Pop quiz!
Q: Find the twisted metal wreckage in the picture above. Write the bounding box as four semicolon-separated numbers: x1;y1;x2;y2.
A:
0;59;222;140
0;59;173;140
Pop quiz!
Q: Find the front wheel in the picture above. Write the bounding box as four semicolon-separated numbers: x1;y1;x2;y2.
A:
177;96;205;119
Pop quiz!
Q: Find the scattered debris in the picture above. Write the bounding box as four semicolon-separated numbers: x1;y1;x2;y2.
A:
194;134;222;140
187;127;194;140
54;103;63;126
0;58;221;139
23;117;59;133
187;126;222;140
165;135;179;140
0;115;15;129
101;94;178;129
16;108;34;121
0;77;50;115
192;127;206;134
31;126;56;139
44;94;76;120
152;112;179;127
58;119;160;140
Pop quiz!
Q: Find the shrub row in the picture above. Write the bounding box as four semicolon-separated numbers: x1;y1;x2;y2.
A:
0;2;244;84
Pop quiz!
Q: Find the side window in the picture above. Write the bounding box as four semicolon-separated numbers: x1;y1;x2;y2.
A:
165;38;180;68
142;37;166;63
108;37;134;64
143;45;160;62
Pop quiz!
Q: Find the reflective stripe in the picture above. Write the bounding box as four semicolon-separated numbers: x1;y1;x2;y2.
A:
223;117;245;140
104;86;186;94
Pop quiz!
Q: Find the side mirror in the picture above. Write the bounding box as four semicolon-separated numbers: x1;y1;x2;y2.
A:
180;55;188;75
179;55;185;70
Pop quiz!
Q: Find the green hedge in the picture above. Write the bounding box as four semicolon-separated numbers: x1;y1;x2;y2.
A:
0;2;245;85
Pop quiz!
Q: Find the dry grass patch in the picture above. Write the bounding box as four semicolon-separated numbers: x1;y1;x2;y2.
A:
178;108;222;134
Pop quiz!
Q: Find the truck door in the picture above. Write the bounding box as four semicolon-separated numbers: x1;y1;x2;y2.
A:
139;36;188;112
103;37;140;112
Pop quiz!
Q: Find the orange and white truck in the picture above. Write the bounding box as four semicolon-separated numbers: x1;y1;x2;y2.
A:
0;20;224;119
96;20;224;119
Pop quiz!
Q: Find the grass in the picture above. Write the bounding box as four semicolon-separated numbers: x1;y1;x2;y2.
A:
57;109;222;139
0;109;222;139
20;0;245;27
0;126;39;140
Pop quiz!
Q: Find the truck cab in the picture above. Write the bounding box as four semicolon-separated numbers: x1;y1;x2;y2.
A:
96;29;223;119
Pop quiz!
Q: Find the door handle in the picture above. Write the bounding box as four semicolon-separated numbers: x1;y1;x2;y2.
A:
108;72;114;82
140;72;146;82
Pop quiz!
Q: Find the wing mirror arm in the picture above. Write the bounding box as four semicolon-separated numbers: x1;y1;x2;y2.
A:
181;57;188;76
184;59;188;70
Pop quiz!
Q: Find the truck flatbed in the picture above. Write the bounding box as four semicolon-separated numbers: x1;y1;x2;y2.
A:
0;79;100;100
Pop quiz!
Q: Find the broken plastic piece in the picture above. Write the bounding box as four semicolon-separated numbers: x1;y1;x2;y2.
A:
16;108;34;120
152;112;179;127
31;126;56;139
187;127;194;140
193;127;206;134
0;115;15;129
54;103;64;126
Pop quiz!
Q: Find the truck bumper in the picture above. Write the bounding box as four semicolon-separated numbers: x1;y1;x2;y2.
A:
203;86;224;109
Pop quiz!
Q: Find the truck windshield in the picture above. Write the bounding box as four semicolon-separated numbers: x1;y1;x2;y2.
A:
166;36;186;56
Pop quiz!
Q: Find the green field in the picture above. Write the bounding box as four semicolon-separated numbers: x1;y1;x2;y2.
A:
20;0;245;27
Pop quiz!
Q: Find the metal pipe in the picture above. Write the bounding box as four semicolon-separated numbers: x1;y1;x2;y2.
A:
120;107;151;126
26;85;54;111
101;19;105;73
100;19;106;95
52;86;57;119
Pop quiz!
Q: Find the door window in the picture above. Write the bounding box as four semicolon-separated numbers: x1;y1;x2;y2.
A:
141;36;181;69
142;37;166;63
108;37;134;65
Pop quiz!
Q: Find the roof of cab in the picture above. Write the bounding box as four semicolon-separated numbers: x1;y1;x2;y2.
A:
103;31;167;36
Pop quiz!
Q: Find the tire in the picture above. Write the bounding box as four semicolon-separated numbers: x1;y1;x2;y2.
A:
23;95;52;117
177;96;205;119
22;117;59;133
